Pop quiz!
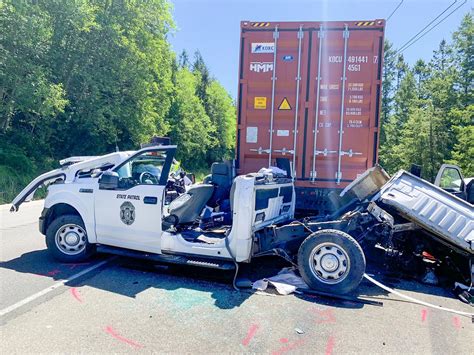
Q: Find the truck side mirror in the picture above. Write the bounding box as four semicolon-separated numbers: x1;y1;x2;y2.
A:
99;170;119;190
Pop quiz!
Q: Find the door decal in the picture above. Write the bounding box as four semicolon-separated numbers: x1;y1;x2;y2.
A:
120;201;136;225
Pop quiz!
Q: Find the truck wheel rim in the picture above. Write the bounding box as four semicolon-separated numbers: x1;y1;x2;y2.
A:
55;224;87;255
309;242;350;284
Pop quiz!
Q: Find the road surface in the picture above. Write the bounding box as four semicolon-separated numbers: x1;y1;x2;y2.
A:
1;201;472;353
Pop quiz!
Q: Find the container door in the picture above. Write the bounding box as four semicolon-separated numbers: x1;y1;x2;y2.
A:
305;25;383;186
237;25;309;177
306;28;346;183
238;30;276;174
270;26;308;177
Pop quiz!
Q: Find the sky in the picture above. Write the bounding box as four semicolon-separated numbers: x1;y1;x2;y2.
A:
168;0;472;99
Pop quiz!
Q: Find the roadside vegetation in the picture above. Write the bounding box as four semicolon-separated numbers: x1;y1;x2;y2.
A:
379;14;473;181
0;0;235;203
0;1;472;204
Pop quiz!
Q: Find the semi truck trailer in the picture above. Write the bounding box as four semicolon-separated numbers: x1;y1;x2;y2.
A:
236;20;386;213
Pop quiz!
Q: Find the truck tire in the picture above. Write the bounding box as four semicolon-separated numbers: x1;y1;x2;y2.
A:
45;214;95;263
297;229;365;294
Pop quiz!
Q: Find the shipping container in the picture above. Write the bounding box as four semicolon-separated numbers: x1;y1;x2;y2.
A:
236;20;385;213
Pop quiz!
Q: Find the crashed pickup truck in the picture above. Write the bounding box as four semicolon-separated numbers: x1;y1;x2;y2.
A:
10;145;474;294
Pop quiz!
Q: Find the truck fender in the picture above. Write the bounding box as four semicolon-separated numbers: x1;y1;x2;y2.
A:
44;190;97;243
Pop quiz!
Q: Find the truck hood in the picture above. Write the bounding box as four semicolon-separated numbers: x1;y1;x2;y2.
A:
10;151;133;212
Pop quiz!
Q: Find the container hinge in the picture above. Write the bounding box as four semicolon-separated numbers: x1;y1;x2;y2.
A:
335;171;342;181
250;147;271;155
318;26;325;38
297;28;304;39
273;148;294;155
273;28;279;39
340;149;363;157
315;149;337;157
343;26;350;39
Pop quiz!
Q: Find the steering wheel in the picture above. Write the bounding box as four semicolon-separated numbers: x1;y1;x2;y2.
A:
139;172;158;184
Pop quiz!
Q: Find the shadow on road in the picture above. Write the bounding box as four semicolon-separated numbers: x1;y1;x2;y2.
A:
0;249;457;310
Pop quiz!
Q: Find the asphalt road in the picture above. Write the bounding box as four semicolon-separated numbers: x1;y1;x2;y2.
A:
1;201;473;354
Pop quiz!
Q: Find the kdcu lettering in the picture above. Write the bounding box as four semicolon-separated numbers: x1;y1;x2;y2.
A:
250;62;273;73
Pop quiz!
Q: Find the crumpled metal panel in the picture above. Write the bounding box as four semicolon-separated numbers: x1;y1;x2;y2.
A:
379;170;474;253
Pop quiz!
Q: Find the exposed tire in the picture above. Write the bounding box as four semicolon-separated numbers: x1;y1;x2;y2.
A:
45;214;95;263
297;229;365;294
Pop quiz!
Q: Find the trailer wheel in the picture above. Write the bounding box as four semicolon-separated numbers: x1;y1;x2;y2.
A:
46;214;95;263
297;229;365;294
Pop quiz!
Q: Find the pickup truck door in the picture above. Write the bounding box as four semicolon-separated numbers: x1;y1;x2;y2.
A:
94;147;175;253
434;164;467;201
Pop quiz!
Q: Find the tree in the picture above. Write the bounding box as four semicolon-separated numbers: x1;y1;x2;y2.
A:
379;70;418;174
167;68;215;169
192;50;211;107
380;40;397;145
0;2;67;134
178;49;190;69
451;13;473;108
205;81;236;163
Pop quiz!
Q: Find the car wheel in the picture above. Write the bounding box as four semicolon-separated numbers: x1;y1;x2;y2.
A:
45;214;95;263
297;229;365;294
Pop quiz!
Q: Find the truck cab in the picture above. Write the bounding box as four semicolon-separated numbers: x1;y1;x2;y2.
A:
11;145;295;266
434;164;474;204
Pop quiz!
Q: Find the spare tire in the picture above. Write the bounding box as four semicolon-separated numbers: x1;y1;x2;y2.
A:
297;229;365;294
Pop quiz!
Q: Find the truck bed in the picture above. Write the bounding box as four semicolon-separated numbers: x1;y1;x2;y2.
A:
377;170;474;253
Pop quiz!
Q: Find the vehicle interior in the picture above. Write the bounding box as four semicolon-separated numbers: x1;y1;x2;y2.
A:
162;161;295;245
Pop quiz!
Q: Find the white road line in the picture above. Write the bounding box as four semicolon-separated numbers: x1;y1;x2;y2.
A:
0;258;113;317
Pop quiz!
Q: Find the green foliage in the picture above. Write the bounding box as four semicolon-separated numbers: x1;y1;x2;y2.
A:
205;81;236;162
168;68;215;169
380;13;473;181
0;0;236;201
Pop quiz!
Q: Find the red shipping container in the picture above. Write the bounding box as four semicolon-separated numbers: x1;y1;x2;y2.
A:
236;20;385;212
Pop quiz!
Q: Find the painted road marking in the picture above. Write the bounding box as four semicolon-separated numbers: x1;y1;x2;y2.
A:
242;323;259;346
70;287;83;303
0;258;112;317
105;326;144;349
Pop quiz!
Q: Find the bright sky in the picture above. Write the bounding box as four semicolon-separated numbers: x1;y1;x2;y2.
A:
169;0;471;99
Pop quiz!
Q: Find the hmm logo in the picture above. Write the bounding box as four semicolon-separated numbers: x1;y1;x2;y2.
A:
251;42;274;54
250;62;273;73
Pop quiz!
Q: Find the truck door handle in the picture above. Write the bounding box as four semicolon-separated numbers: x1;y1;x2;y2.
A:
143;196;158;205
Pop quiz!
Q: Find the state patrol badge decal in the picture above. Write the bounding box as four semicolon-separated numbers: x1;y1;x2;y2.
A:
120;201;135;225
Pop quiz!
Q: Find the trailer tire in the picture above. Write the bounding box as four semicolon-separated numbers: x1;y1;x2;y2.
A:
45;214;95;263
297;229;365;294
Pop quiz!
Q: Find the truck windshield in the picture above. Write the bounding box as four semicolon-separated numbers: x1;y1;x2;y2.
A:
116;151;167;186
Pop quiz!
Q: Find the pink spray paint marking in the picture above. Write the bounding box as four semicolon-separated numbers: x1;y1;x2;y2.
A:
47;269;61;276
272;339;305;355
421;308;428;323
312;308;336;324
279;338;289;343
325;336;335;355
105;326;144;349
70;288;83;303
242;323;259;346
452;316;461;330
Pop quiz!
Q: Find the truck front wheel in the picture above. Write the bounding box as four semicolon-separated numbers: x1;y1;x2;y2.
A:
45;215;95;262
297;229;365;294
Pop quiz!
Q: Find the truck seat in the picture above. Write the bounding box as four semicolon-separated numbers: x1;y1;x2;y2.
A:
168;184;214;225
207;162;232;208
